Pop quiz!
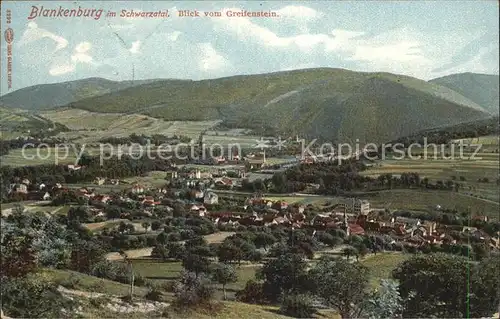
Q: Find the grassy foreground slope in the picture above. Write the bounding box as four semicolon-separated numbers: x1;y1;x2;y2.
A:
64;68;490;143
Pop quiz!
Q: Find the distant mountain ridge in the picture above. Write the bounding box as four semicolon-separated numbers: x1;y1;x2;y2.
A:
1;68;495;143
429;72;499;114
0;77;167;111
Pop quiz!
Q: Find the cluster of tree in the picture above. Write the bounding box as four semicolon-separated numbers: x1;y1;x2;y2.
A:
268;162;465;195
236;249;500;318
374;172;462;191
98;216;217;251
0;210;80;317
1;154;175;202
392;209;500;236
390;116;499;146
0;136;68;156
99;133;191;146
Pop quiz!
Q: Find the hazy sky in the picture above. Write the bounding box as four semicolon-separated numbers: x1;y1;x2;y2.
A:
1;1;498;92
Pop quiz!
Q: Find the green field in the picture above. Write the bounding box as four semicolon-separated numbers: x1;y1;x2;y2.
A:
1;147;102;167
123;171;169;188
361;147;499;203
356;189;499;217
40;109;220;143
360;252;409;288
128;260;259;296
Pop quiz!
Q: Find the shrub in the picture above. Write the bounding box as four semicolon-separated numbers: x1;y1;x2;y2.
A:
173;271;215;309
280;293;316;318
235;280;266;304
145;288;163;302
59;273;81;289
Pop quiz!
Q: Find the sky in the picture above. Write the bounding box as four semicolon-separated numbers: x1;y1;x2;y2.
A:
1;1;498;93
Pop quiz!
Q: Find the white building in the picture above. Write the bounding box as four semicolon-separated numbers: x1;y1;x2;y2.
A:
204;192;219;205
339;198;370;215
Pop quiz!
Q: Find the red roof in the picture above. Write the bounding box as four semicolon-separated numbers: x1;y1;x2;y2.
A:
348;223;365;235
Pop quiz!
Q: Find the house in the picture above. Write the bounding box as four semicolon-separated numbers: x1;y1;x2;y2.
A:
131;184;145;194
393;216;421;227
21;178;31;186
347;223;365;235
339;198;370;215
200;171;213;179
215;177;233;187
472;215;489;222
142;196;160;206
215;156;226;164
272;200;288;211
187;170;202;179
413;225;429;237
204;192;218;205
192;190;204;199
94;177;106;185
94;195;111;203
245;155;266;170
421;221;437;234
109;179;120;185
300;156;315;164
67;164;82;171
42;192;51;200
38;183;46;190
166;170;178;179
9;183;28;194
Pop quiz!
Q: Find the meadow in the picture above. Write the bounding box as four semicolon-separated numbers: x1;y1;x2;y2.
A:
1;147;102;166
355;189;499;218
40;109;220;143
361;143;499;204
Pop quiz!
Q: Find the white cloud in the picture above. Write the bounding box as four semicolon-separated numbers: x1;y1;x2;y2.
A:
49;42;95;76
212;13;444;78
198;43;228;71
276;5;322;19
18;21;68;52
165;31;181;41
213;8;364;52
71;41;93;63
49;63;75;76
129;40;142;54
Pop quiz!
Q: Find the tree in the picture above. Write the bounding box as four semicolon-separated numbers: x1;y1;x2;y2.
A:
254;232;277;251
151;245;169;261
309;256;369;318
257;253;310;302
173;271;215;309
217;241;243;264
69;239;106;274
280;293;316;318
469;255;500;318
472;243;490;260
272;172;288;193
362;279;403;319
141;221;151;233
0;234;37;278
151;220;162;231
235;279;265;304
182;253;211;277
343;246;358;261
392;253;470;318
1;274;75;318
165;242;186;260
210;263;238;300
